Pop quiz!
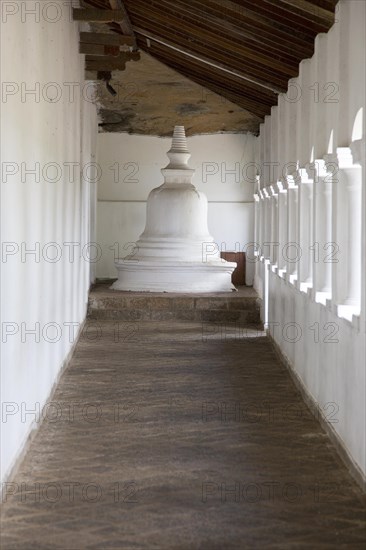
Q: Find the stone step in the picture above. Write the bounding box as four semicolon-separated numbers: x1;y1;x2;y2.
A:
88;281;262;326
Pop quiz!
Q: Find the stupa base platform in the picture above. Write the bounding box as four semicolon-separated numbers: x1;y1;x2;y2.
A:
89;280;262;326
111;259;237;293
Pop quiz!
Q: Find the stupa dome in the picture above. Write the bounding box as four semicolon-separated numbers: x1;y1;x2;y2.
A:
111;125;236;292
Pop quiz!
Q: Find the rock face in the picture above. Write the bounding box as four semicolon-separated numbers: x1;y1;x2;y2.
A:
111;125;236;292
95;51;262;136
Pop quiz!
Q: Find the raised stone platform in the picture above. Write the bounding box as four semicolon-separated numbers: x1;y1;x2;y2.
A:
88;281;262;325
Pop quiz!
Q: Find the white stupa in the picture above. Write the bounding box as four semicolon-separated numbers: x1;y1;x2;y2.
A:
111;126;236;292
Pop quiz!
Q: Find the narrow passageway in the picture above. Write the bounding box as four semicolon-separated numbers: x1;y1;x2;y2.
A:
1;2;366;548
1;314;365;549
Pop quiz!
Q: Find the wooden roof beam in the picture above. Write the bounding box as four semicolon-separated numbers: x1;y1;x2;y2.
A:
136;32;289;90
306;0;338;10
109;0;138;51
207;0;322;37
155;0;313;60
238;0;331;34
80;44;120;56
80;31;135;46
137;37;288;91
274;0;335;23
147;42;277;103
85;50;139;71
73;8;125;22
197;0;315;44
134;28;282;94
130;5;297;76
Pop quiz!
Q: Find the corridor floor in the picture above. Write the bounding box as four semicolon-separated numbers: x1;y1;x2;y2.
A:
1;320;365;549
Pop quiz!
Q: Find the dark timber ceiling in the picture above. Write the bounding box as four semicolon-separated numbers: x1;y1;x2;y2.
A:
82;0;338;135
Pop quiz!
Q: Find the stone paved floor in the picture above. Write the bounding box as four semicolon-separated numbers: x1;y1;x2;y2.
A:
1;320;365;549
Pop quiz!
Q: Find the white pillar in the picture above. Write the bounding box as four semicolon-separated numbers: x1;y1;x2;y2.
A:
263;187;271;260
345;169;362;307
270;185;279;268
285;175;299;284
270;107;279;184
277;180;288;277
296;168;314;292
351;137;366;330
296;59;311;167
311;159;333;304
259;189;265;260
253;192;262;292
326;147;362;311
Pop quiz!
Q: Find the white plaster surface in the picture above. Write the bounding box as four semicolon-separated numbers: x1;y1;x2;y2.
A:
0;1;98;483
254;0;366;477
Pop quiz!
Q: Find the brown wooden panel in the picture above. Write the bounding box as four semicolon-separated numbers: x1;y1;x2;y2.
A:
129;4;297;76
146;0;305;63
270;0;335;24
85;54;127;71
221;252;246;286
80;43;120;56
80;32;134;46
73;8;124;22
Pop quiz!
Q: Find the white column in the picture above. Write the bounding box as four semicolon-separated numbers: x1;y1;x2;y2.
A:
310;159;333;304
337;0;351;146
285;175;299;284
325;25;339;156
270;107;279;184
277;180;288;277
253;193;260;252
259;189;265;261
270;185;279;268
296;168;314;292
326;148;362;312
263;187;271;260
296;59;311;167
351;137;366;330
344;169;362;307
277;94;287;180
253;192;262;293
263;117;272;187
313;33;328;158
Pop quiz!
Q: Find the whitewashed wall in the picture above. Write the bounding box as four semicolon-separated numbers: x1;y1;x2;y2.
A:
0;1;98;483
254;0;366;480
96;132;257;284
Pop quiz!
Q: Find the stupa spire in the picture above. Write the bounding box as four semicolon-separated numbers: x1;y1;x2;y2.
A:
170;125;189;153
163;125;192;172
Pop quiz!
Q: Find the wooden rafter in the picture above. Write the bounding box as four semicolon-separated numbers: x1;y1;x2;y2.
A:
86;50;139;67
130;5;297;77
135;30;290;90
74;1;141;74
236;0;334;34
155;0;312;60
73;8;125;22
134;28;283;94
80;32;134;46
80;0;338;130
263;0;335;24
80;44;120;56
197;0;326;41
109;0;138;51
